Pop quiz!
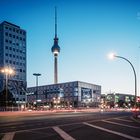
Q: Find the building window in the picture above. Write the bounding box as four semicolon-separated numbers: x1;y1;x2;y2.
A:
9;60;12;64
13;28;15;32
9;34;12;37
5;46;8;49
13;48;15;51
20;69;22;72
13;55;15;58
13;35;15;38
5;60;8;63
13;61;15;65
16;43;19;46
16;30;19;33
16;49;19;52
5;53;8;56
20;50;22;53
93;90;96;93
5;32;8;36
9;54;12;57
5;26;8;29
23;38;26;41
20;56;22;60
16;56;19;59
9;47;12;50
9;40;12;44
5;39;8;43
20;31;22;34
9;28;12;31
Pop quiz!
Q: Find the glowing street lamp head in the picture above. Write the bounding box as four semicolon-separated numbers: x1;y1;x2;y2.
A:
9;69;14;75
108;53;116;60
1;67;15;75
1;69;5;73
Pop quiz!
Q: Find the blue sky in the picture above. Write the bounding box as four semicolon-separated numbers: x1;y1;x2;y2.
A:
0;0;140;95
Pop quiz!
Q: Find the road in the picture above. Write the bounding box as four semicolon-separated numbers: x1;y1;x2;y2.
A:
0;110;140;140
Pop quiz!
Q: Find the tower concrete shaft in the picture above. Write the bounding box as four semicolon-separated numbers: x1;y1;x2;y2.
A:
54;55;58;84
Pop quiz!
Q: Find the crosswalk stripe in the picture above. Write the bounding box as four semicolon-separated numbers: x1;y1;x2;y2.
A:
113;118;133;122
53;126;75;140
102;120;140;129
2;132;15;140
83;122;140;140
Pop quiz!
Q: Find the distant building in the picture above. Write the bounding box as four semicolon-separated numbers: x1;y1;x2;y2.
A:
27;81;101;108
0;21;27;106
103;93;135;108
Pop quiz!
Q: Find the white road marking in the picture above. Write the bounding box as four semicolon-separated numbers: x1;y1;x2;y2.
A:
102;120;140;129
113;118;133;122
2;132;15;140
53;126;75;140
83;122;140;140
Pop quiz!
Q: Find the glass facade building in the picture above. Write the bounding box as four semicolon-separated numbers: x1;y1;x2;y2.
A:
27;81;101;108
0;21;27;105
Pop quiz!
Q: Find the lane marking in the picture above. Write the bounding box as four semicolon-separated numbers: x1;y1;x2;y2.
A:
2;132;15;140
53;126;75;140
130;116;140;124
83;122;140;140
102;120;140;129
0;122;24;127
113;118;133;122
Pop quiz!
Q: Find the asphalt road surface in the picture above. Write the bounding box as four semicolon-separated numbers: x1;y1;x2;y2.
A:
0;110;140;140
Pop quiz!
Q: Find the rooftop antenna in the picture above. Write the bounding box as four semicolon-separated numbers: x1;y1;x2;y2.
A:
55;6;57;38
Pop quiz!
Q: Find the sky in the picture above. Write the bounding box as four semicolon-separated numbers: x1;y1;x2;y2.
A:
0;0;140;95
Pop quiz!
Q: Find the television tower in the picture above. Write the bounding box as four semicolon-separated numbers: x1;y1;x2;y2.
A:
51;7;60;84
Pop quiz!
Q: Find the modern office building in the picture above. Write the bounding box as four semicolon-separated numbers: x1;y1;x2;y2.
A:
27;81;101;108
0;21;27;106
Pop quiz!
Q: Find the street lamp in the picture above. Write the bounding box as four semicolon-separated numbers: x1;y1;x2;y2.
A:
1;67;14;110
33;73;41;107
108;53;137;107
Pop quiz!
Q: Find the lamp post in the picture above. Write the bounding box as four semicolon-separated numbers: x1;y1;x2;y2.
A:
33;73;41;108
108;53;137;107
1;67;14;110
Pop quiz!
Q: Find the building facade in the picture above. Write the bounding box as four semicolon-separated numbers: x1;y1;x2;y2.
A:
0;21;27;106
101;93;136;108
27;81;101;108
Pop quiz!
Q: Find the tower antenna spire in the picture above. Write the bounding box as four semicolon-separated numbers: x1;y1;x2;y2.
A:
55;6;57;38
